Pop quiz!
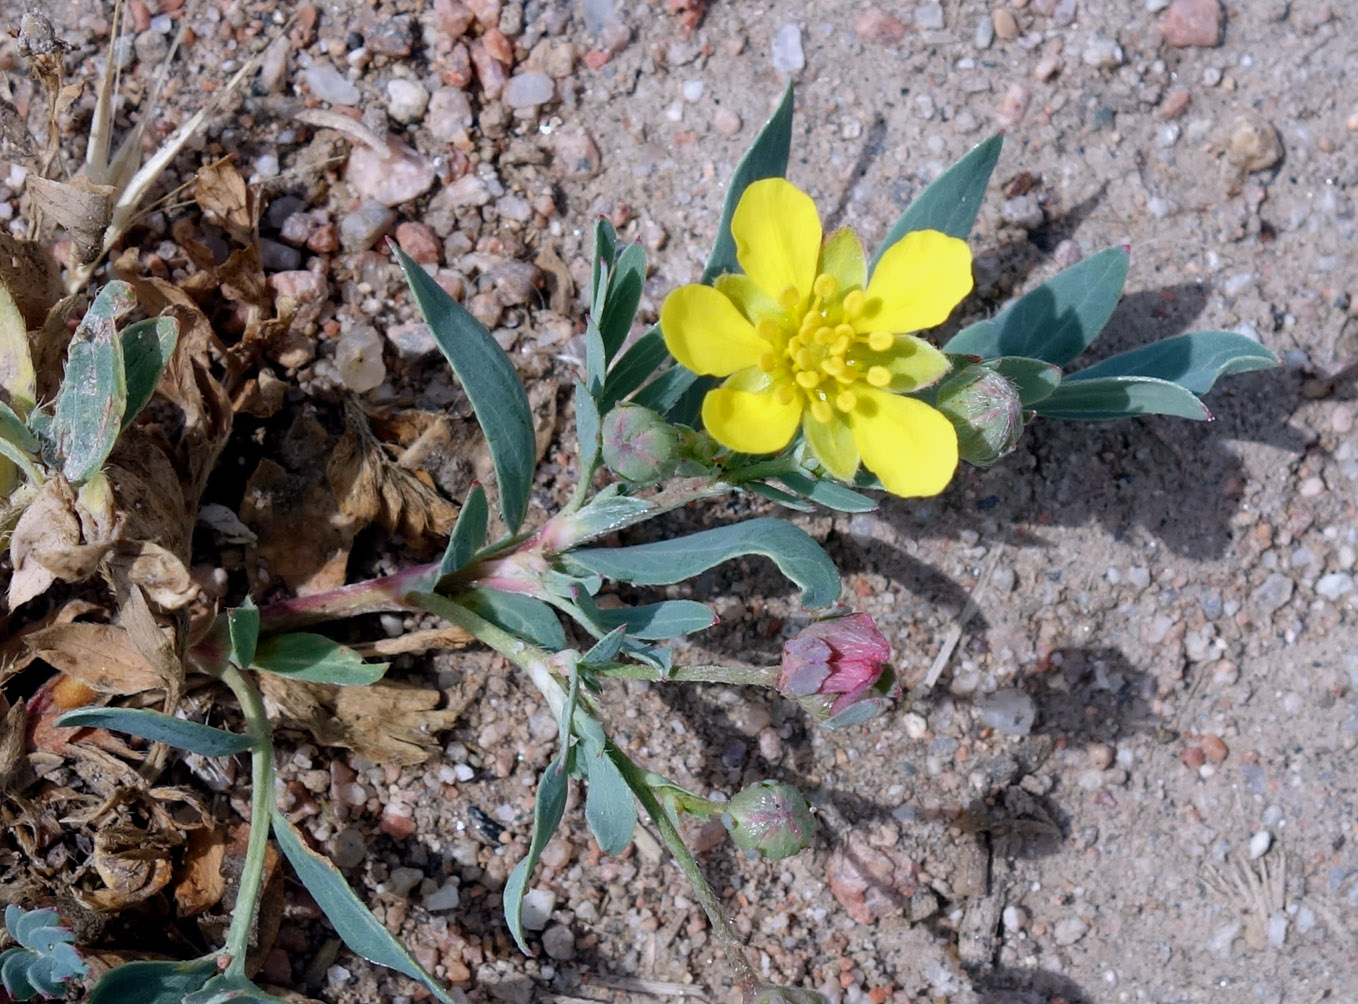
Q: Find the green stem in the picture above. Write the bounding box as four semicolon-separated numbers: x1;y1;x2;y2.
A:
596;662;778;687
218;664;275;978
610;748;760;1001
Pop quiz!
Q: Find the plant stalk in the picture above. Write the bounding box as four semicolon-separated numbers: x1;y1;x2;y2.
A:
596;662;778;687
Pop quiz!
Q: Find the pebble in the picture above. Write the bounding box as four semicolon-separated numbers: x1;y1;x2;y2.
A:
1160;0;1224;47
713;107;742;136
553;126;601;178
1002;905;1028;932
1082;33;1124;69
1250;572;1293;615
1332;405;1353;433
338;200;396;252
520;888;556;930
445;173;493;207
973;15;994;48
1248;830;1272;860
134;29;170;66
992;9;1019;40
428;87;475;143
334;324;387;392
1225;115;1283;172
347;144;437;207
1200;734;1229;763
305;62;361;105
541;924;576;961
331;827;367;869
854;8;907;44
914;2;945;29
1315;572;1354;600
1054;915;1089;945
424;879;462;911
1033;55;1062;81
771;23;804;73
994;83;1031;129
385;78;429;123
380;803;416;840
386;866;424;897
504;71;555;108
395;221;440;264
976;689;1036;736
1087;742;1115;769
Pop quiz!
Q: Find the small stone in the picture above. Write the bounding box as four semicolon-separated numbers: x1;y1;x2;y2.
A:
347;143;437;207
1001;193;1044;229
495;194;532;222
1033;55;1062;80
1248;830;1272;859
1002;905;1029;932
1298;476;1324;497
395;221;441;263
504;71;555;108
1160;0;1224;47
466;0;501;29
994;82;1031;129
520;888;556;931
134;29;170;65
771;23;804;72
976;689;1036;736
469;40;507;98
386;866;424;897
1082;33;1123;68
1315;572;1354;601
385;78;429;123
1160;86;1191;117
1054;916;1089;945
974;14;994;48
446;172;492;207
825;831;917;924
386;322;437;361
1087;742;1115;769
1052;239;1082;268
713;107;742;136
330;827;367;869
544;41;577;77
1250;572;1293;616
486;260;539;305
339;200;397;252
1225;115;1283;173
1200;734;1229;763
380;803;416;840
553;125;601;178
335;325;387;392
1331;405;1353;433
424;879;462;911
541;924;576;960
992;8;1019;40
469;291;503;328
307;223;339;254
1180;745;1205;768
258;238;300;272
305;61;361;105
914;2;945;29
433;0;475;41
368;14;414;56
854;8;907;44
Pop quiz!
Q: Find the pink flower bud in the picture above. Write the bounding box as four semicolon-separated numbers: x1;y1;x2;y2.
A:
778;613;897;728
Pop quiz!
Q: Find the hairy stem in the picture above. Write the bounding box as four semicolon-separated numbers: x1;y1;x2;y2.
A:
252;562;439;633
596;662;778;687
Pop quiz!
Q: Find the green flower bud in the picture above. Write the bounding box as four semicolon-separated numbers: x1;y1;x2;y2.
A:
935;364;1025;467
723;780;815;860
601;404;682;485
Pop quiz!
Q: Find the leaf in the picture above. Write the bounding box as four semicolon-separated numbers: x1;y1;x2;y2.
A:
574;380;601;474
580;730;635;855
1034;375;1211;421
54;707;255;756
598;242;646;363
85;958;218;1004
183;973;298;1004
439;484;488;578
580;625;628;666
702;82;795;283
746;481;815;511
50;280;134;484
943;247;1129;365
252;634;387;686
584;317;607;399
227;598;260;670
0;279;34;416
268;808;456;1004
589;217;618;319
1062;330;1279;394
119;316;178;427
984;356;1063;405
454;589;567;650
630;363;705;417
394;244;535;532
776;470;878;512
558;489;656;544
565;518;841;609
599;327;668;412
871;133;1003;272
503;759;570;955
25;622;172;694
1;947;36;1000
596;600;718;639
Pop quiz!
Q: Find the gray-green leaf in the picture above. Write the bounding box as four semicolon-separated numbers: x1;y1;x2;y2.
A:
252;634;387;686
1063;330;1278;394
269;808;455;1003
86;958;218;1004
439;483;488;578
564;518;840;609
394;245;535;532
503;760;570;955
453;589;567;650
120;316;178;428
227;599;259;670
55;707;255;757
596;600;717;639
1035;374;1211;421
580;730;635;856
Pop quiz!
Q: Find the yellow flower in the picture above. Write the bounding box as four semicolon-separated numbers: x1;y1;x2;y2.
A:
660;178;973;497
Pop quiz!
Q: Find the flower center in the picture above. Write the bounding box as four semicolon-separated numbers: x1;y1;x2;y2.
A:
756;272;892;423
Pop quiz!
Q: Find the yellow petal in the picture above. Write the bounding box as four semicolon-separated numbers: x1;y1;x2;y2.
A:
731;178;821;307
849;334;951;393
661;284;770;377
715;273;785;325
849;389;959;498
859;230;973;334
802;408;859;481
702;372;803;455
818;227;866;295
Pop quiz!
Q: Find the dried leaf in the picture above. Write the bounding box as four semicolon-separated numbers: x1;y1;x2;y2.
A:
174;825;226;917
0;700;26;793
257;675;463;766
25;622;171;695
81;822;178;911
0;277;35;415
27;175;116;264
0;98;35;166
241;457;355;596
193;160;257;244
9;476;122;608
0;233;63;329
327;400;458;545
351;626;472;659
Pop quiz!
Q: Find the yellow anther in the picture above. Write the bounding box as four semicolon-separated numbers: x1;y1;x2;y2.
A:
867;330;893;352
758;352;777;373
778;285;801;311
814;325;835;345
833;368;857;385
836;391;858;413
795;348;814;370
822;357;844;377
842;290;866;318
835;324;855;342
831;335;851;355
867;365;891;387
795;370;821;389
813;273;838;299
757;318;781;342
774;383;796;406
810;399;833;424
